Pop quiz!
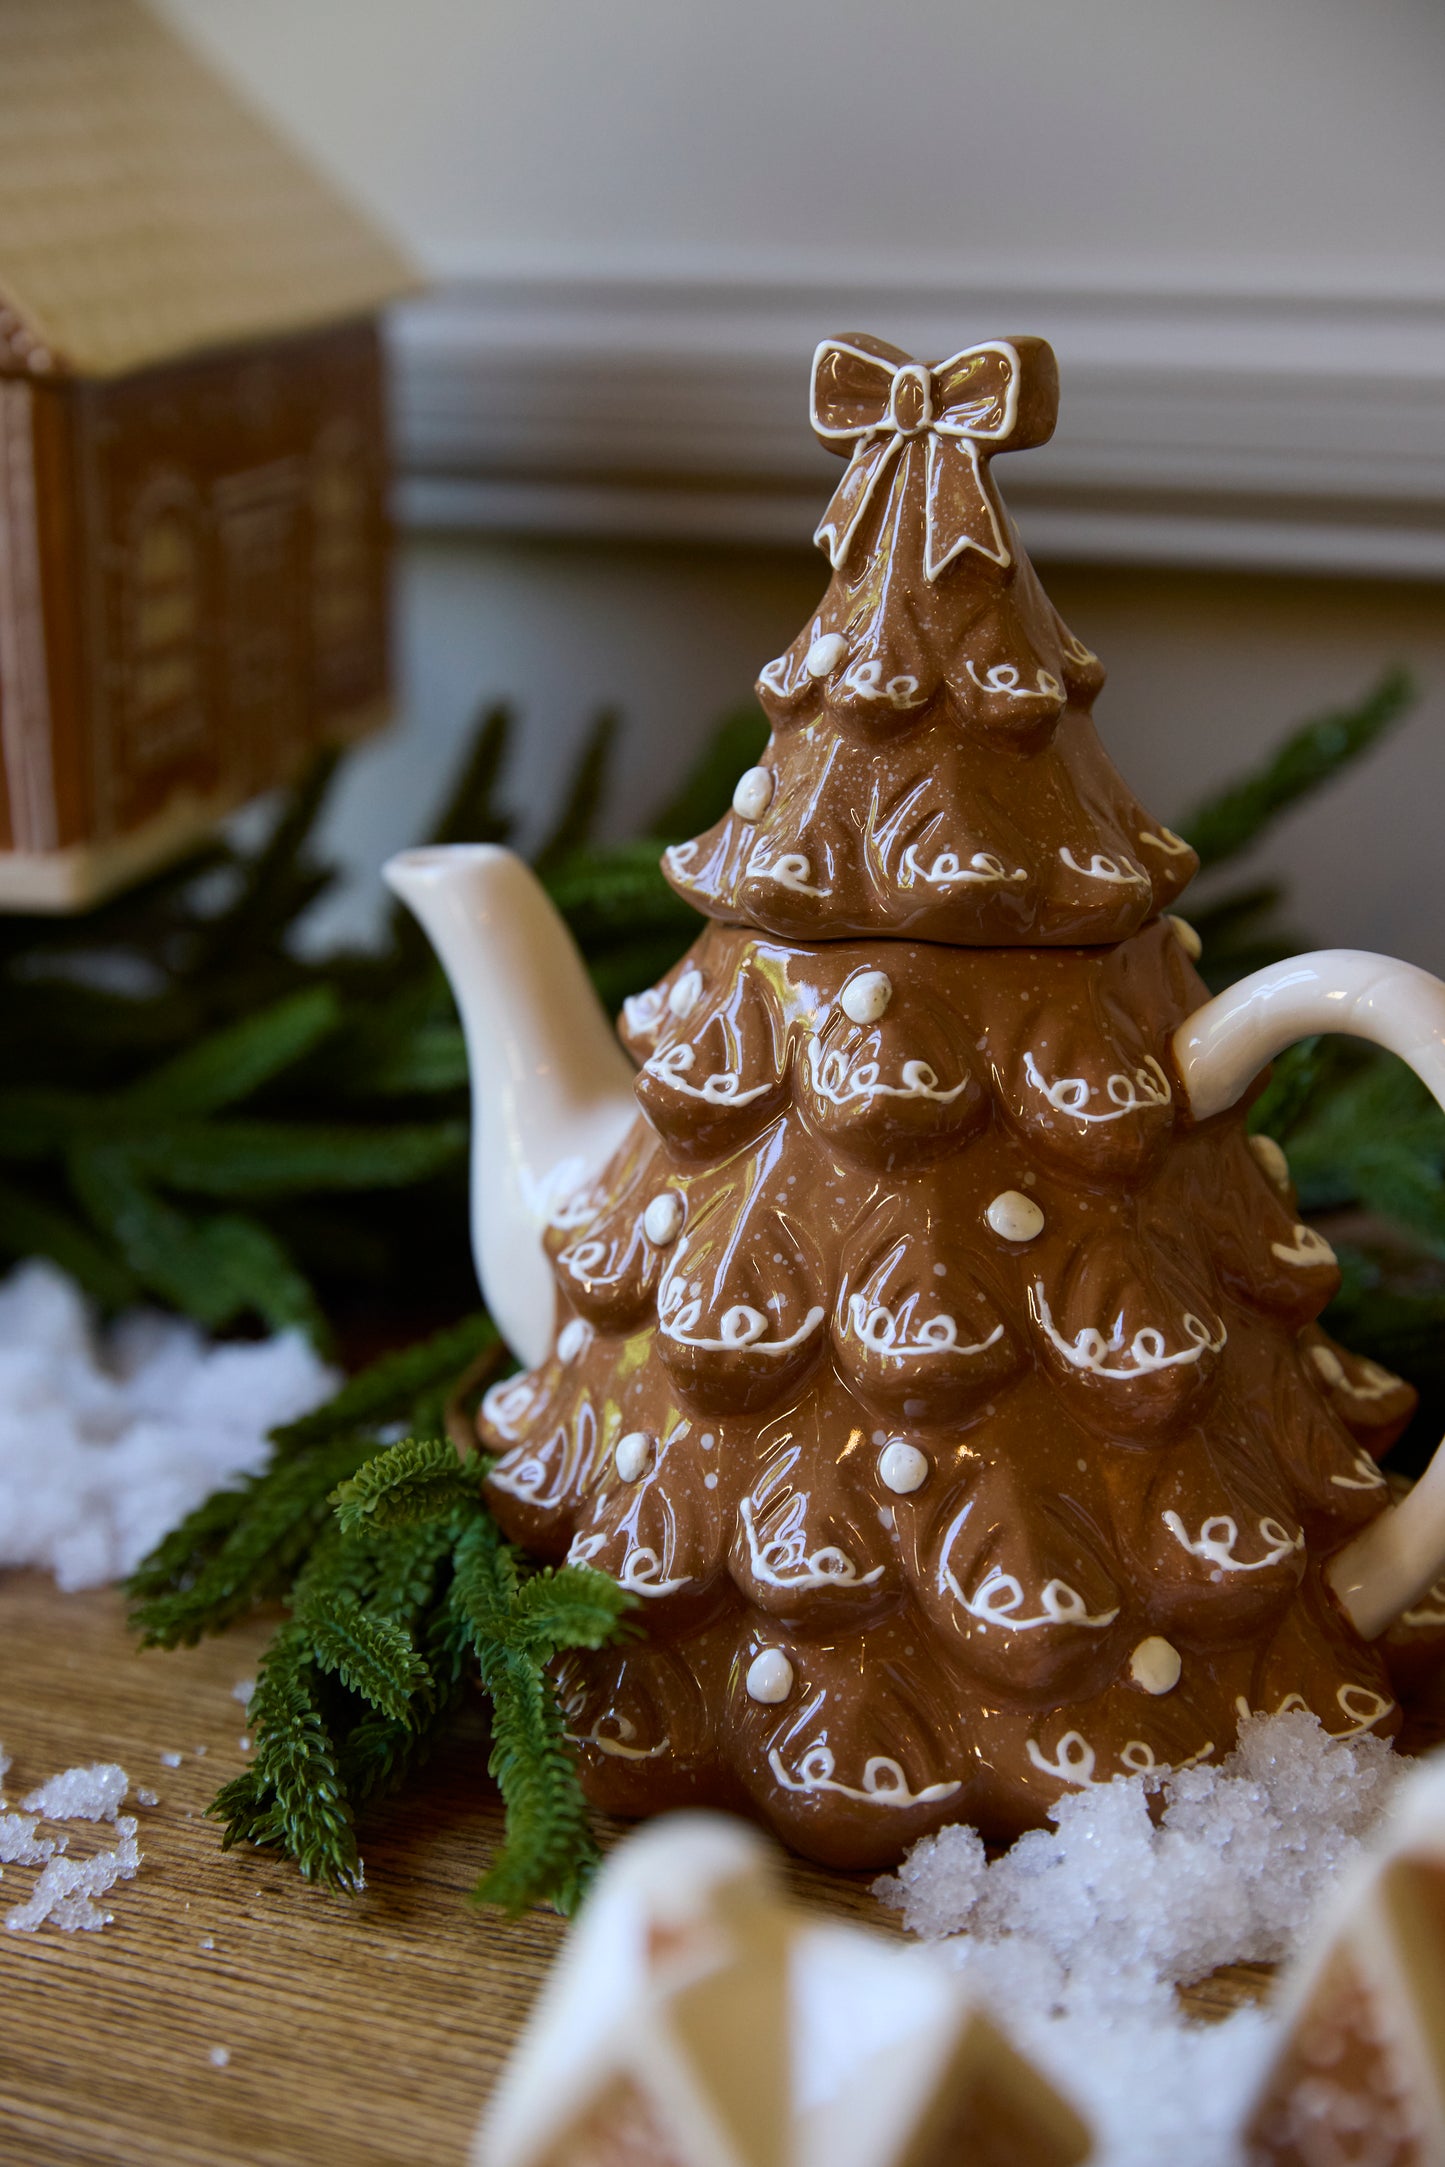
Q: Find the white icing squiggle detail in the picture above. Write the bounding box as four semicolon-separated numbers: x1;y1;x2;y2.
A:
1059;630;1100;670
658;1252;824;1359
643;1041;773;1106
1402;1577;1445;1628
1163;1511;1304;1573
1311;1343;1403;1404
846;1294;1003;1360
1031;1284;1225;1379
807;1037;970;1109
839;658;924;709
1332;1451;1389;1493
946;1559;1116;1636
1138;827;1193;858
745;844;832;898
481;1375;540;1443
1023;1049;1172;1125
663;841;699;876
769;1740;960;1807
899;844;1027;889
567;1530;692;1599
1235;1685;1394;1739
1270;1225;1337;1268
561;1688;671;1762
758;654;791;697
964;660;1063;703
490;1403;598;1511
1026;1732;1099;1786
622;987;667;1038
740;1493;883;1592
1058;847;1150;889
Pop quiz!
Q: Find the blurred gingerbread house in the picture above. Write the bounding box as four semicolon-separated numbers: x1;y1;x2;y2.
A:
0;0;416;909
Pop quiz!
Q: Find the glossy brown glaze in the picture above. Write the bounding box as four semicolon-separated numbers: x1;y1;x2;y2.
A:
479;334;1431;1870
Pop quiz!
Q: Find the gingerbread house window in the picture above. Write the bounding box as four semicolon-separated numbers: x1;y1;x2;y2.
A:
122;476;205;774
310;419;371;697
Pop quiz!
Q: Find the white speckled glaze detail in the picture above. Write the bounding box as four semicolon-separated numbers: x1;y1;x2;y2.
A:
986;1190;1045;1242
1130;1636;1183;1695
746;1648;796;1703
1173;948;1445;1639
840;970;893;1025
731;767;775;822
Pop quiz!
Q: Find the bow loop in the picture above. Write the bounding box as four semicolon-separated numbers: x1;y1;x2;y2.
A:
810;334;1058;583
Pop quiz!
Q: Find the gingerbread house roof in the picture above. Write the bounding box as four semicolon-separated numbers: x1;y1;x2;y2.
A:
0;0;416;381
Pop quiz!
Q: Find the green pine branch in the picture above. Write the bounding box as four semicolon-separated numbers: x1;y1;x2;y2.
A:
129;1335;635;1914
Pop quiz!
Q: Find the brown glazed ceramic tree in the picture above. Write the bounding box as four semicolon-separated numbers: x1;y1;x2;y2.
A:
478;333;1425;1870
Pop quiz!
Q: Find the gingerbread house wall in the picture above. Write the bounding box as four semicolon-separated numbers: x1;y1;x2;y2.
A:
0;317;391;903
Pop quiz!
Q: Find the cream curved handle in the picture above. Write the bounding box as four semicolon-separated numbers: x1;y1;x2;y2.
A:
1172;949;1445;1641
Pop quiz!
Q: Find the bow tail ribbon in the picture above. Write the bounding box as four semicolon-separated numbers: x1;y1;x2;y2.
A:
814;428;1012;582
923;433;1011;579
813;432;903;569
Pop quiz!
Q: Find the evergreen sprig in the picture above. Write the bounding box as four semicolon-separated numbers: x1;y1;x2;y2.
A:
128;1340;636;1913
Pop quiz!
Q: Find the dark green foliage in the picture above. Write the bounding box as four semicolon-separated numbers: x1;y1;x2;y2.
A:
446;1515;634;1914
0;694;758;1342
1177;667;1414;872
129;1336;636;1912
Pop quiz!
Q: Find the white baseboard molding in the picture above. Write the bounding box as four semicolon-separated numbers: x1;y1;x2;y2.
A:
389;269;1445;578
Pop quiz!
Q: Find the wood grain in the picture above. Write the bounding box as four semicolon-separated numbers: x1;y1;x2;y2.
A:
0;1570;1268;2166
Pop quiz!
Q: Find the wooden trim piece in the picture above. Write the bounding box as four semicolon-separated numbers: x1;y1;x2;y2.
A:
0;378;56;848
388;271;1445;577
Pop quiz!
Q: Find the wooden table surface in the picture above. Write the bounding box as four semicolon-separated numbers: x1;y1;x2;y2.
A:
0;1570;1268;2167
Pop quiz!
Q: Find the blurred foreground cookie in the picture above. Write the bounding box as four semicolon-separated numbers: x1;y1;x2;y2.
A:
477;1813;1091;2167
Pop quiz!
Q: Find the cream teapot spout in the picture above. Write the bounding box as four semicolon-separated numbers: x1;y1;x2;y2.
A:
383;845;637;1369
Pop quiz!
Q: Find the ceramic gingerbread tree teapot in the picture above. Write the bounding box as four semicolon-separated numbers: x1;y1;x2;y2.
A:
386;334;1445;1870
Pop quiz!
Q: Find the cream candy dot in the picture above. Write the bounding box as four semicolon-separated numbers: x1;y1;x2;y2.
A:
841;970;892;1025
746;1648;795;1704
878;1440;929;1495
643;1191;685;1246
1249;1133;1291;1192
1166;914;1203;961
986;1189;1046;1242
614;1431;653;1482
805;632;849;679
1130;1636;1183;1696
557;1318;590;1362
731;766;775;822
668;967;704;1017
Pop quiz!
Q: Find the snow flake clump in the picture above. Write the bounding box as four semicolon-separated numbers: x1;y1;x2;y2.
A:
0;1259;335;1589
0;1743;141;1933
876;1711;1408;2167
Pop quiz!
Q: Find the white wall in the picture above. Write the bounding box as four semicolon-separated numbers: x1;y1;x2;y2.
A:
153;1;1445;977
156;0;1445;287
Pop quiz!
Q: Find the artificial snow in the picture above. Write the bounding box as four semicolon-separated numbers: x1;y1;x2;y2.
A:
0;1742;142;1932
876;1710;1410;2167
22;1761;128;1822
0;1259;335;1588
